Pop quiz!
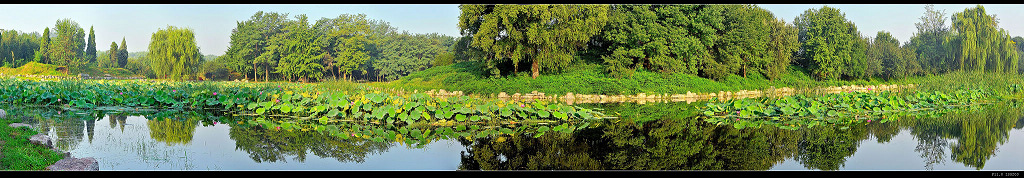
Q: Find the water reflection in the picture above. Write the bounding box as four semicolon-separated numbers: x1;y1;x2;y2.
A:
1;99;1020;170
457;101;1023;170
229;123;392;163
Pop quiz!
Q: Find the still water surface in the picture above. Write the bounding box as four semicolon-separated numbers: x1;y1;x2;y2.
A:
7;101;1023;170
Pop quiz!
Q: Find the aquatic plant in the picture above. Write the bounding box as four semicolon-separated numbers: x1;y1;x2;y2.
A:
700;89;990;130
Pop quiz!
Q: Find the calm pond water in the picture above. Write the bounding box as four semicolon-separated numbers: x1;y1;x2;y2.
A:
4;100;1023;170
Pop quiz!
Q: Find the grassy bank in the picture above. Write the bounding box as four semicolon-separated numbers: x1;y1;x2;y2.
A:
372;61;886;95
372;62;1024;98
893;71;1024;99
0;118;64;170
0;62;139;79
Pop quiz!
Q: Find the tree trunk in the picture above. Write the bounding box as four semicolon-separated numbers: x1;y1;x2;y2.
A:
742;64;747;78
531;60;539;79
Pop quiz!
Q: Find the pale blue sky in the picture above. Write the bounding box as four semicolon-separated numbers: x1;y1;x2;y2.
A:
1;4;1021;56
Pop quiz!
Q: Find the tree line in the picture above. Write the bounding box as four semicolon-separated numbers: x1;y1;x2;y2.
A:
456;4;1024;81
0;19;130;74
218;11;454;82
5;5;1022;82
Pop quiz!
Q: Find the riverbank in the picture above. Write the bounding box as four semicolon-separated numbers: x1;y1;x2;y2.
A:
0;115;65;170
383;84;915;105
368;62;1024;101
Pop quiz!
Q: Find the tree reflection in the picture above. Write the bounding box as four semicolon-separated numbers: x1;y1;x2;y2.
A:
947;104;1018;169
794;126;868;170
458;102;804;170
146;117;199;146
108;114;128;132
228;123;392;163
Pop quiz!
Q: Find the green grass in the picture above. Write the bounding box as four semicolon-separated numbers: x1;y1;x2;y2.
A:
375;61;887;96
893;71;1024;99
0;62;69;76
1;117;64;170
0;61;141;79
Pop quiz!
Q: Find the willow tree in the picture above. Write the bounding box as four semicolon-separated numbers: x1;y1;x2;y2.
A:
148;26;202;80
458;4;609;79
950;5;1018;73
952;5;997;72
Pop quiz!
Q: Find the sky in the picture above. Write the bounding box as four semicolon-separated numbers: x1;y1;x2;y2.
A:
2;4;1024;56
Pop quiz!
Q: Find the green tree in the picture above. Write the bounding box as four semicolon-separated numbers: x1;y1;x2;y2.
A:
104;42;118;68
458;4;609;79
950;5;1019;73
374;32;454;81
0;29;40;67
227;11;290;82
870;31;907;79
1013;36;1024;74
47;19;87;73
274;14;325;82
86;26;96;64
909;5;954;75
600;5;722;78
794;6;865;80
312;13;393;81
148;26;202;80
432;51;456;67
35;27;50;64
118;38;128;68
764;12;802;80
718;5;801;80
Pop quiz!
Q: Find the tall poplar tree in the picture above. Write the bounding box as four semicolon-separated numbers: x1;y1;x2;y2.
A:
118;38;128;68
86;26;97;64
36;27;50;63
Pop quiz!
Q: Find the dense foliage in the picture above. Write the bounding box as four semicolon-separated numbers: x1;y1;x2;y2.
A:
46;19;87;73
0;29;40;68
220;12;454;82
2;4;1024;85
148;26;202;80
458;4;609;79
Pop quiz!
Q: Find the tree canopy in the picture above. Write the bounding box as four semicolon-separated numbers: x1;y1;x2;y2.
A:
458;4;610;79
148;26;202;80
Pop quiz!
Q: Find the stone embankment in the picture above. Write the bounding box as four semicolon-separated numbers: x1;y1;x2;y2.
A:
3;110;99;171
414;84;916;105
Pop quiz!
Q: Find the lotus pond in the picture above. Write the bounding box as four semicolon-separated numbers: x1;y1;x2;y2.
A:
1;79;1022;170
